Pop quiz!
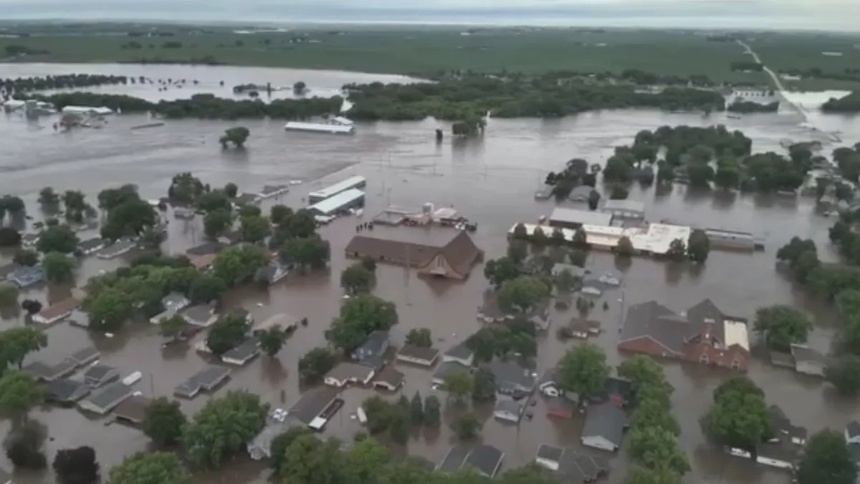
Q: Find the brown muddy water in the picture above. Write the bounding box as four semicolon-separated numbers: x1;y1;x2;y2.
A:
1;64;860;484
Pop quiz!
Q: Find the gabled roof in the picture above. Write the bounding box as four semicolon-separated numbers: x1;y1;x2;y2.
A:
582;403;626;447
344;229;481;276
463;445;504;478
790;344;828;366
487;360;537;392
444;341;473;360
847;421;860;439
83;364;117;381
46;378;90;402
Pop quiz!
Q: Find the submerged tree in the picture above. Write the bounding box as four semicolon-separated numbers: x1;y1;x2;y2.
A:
219;126;250;149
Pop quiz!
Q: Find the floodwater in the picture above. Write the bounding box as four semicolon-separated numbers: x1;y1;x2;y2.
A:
1;64;860;484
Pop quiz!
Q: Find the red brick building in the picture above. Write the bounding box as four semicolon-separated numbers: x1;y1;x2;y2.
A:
618;299;750;371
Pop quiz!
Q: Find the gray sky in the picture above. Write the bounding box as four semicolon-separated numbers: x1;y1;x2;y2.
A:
0;0;856;31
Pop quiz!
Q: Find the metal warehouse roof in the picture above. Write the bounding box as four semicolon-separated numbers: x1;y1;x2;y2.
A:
309;188;364;215
308;176;366;200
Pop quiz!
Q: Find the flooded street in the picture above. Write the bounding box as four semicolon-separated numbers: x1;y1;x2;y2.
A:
1;64;860;484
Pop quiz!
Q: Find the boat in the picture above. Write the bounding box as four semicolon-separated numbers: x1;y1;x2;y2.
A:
284;116;355;135
122;371;142;385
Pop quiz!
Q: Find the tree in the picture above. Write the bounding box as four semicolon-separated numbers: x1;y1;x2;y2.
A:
13;249;39;267
531;227;547;245
142;397;186;447
497;276;550;312
507;240;528;264
223;182;239;198
108;451;190;484
188;273;227;304
665;238;686;262
280;236;330;270
753;305;812;351
557;344;610;397
53;446;99;484
705;376;770;451
572;227;589;250
220;126;250;148
0;327;48;368
203;209;232;239
443;370;473;403
714;162;740;190
101;197;157;240
293;81;306;94
483;257;520;289
341;263;376;295
42;252;76;283
0;227;21;247
299;347;338;384
424;395;441;427
4;420;47;469
405;328;433;348
610;184;629;200
36;225;79;254
625;465;682;484
259;326;288;357
269;427;313;475
686;162;715;188
471;367;496;403
618;355;667;391
270;204;292;225
628;426;689;474
616;236;634;257
326;294;397;353
182;390;268;468
39;187;60;207
451;413;482;439
826;356;860;396
240;215;271;244
512;223;528;240
238;204;262;218
687;229;709;263
212;245;270;286
159;315;185;341
279;434;345;484
631;397;680;435
796;429;857;484
0;370;43;421
0;283;18;309
409;392;424;424
85;287;132;331
206;313;250;355
1;196;25;217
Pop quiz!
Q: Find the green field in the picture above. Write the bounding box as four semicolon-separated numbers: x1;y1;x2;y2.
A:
1;24;859;89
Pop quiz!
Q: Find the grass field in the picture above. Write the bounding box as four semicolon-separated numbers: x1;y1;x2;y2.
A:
1;25;859;89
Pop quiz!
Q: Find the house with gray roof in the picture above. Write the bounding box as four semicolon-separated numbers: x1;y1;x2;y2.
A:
7;266;43;288
442;341;474;367
790;344;829;377
23;358;77;382
79;381;133;415
535;444;608;482
372;366;404;391
255;260;290;285
173;365;231;399
325;362;376;388
221;338;261;366
46;378;91;403
96;238;137;259
287;386;340;426
493;399;525;423
352;330;389;362
487;360;538;397
432;361;470;387
77;237;107;255
182;304;218;327
581;402;626;452
248;416;305;460
69;346;101;367
83;364;120;388
396;345;439;367
436;445;505;478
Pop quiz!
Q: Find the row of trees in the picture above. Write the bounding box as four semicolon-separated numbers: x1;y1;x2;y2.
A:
30;91;344;120
1;74;129;95
822;91;860;113
727;100;779;113
362;393;442;444
344;74;727;123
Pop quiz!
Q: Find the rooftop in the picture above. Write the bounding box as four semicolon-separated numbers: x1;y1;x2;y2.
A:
536;443;564;463
326;362;375;382
309;175;366;199
508;222;691;256
443;341;473;360
464;445;505;478
23;358;76;381
82;381;133;410
191;365;232;387
582;402;626;447
309;188;365;215
113;395;151;423
46;378;90;402
288;386;340;424
549;207;613;227
374;366;404;388
221;338;261;363
397;344;440;362
600;199;646;213
37;297;79;320
69;346;101;366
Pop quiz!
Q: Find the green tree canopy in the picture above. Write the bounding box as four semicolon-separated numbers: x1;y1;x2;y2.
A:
796;429;858;484
628;426;690;474
182;390;268;468
341;263;376;295
497;275;550;312
212;245;270;286
206;313;250;356
325;294;397;353
753;305;813;351
557;344;610;397
142;397;187;446
405;328;432;348
108;451;190;484
0;326;48;368
705;376;770;450
443;370;473;403
42;252;76;283
0;370;43;419
279;236;330;270
298;347;338;384
36;225;79;254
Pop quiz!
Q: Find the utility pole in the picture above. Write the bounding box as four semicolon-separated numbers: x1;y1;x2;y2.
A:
149;373;155;397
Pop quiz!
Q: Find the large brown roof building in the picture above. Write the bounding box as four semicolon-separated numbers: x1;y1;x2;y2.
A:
618;299;750;371
345;228;482;280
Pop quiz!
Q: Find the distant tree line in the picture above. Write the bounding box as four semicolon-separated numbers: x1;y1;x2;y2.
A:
1;74;128;96
823;91;860;113
727;100;779;113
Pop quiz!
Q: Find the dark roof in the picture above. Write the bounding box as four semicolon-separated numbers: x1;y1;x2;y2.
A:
326;362;375;382
557;450;607;483
494;399;523;417
374;366;404;387
847;421;860;439
83;364;118;382
463;445;504;478
536;444;564;463
444;341;473;360
221;338;260;363
790;344;828;365
37;297;79;320
84;381;133;410
397;345;439;362
186;241;225;256
344;229;481;275
182;304;216;324
113;395;151;423
582;403;626;446
192;365;232;387
289;387;339;424
77;237;106;251
46;378;90;402
756;441;798;462
487;360;537;392
69;346;101;366
23;359;76;381
437;445;471;473
769;405;807;441
353;330;389;358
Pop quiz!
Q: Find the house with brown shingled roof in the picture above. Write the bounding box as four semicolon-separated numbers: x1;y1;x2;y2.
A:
344;228;482;280
618;299;750;371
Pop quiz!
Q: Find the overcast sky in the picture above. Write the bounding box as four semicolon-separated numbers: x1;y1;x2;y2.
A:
0;0;856;31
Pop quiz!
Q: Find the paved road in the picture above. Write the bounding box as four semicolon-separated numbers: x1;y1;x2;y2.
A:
736;39;809;118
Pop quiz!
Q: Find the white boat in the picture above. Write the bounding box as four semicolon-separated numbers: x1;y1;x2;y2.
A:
284;117;355;135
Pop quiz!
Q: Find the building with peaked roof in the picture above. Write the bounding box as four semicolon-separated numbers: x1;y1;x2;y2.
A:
309;188;365;216
181;304;218;327
247;417;305;460
535;445;609;482
69;346;100;367
287;386;340;426
32;297;79;325
618;299;750;371
149;292;191;324
396;345;439;367
77;237;107;255
581;403;626;452
23;358;77;382
83;364;120;388
345;228;482;280
96;238;137;259
79;381;133;415
493;399;525;423
436;445;504;478
548;207;613;229
432;361;470;387
373;366;404;391
113;395;151;424
173;365;231;399
352;330;390;361
308;176;367;203
221;338;261;366
486;360;538;396
7;266;43;288
324;362;376;388
46;378;91;403
442;341;474;367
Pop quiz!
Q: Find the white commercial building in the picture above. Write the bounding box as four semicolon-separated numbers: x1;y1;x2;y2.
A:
509;222;691;256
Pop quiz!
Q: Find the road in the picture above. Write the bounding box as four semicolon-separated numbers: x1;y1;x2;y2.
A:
736;39;810;119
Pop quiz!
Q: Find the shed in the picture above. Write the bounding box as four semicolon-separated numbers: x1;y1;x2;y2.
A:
113;395;151;424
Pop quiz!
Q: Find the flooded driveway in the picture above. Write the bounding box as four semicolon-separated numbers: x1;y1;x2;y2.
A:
1;64;859;484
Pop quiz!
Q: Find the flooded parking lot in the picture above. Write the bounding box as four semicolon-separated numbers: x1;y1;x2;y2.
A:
1;64;860;483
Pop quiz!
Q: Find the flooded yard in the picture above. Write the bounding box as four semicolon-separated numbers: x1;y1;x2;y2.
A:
1;64;860;484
